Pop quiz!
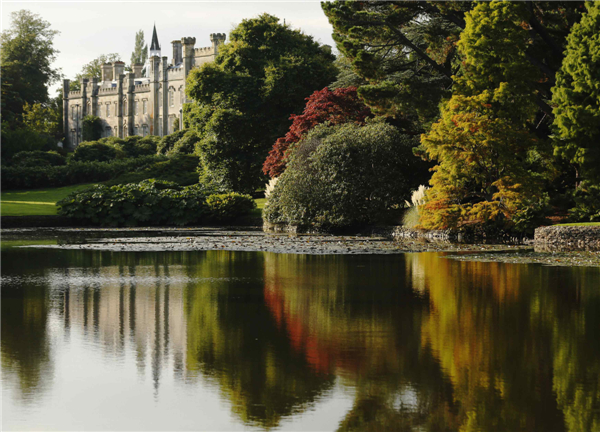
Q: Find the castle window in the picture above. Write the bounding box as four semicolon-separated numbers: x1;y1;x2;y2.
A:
179;87;183;104
134;125;139;136
106;104;110;118
169;89;174;107
134;100;139;115
123;100;127;115
168;116;173;134
114;126;118;136
105;126;112;137
142;124;148;136
123;124;128;137
143;100;148;114
114;103;118;117
71;107;75;120
98;104;102;117
158;119;162;136
159;92;162;107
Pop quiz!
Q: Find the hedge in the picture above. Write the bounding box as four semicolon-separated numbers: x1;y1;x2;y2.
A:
57;179;255;226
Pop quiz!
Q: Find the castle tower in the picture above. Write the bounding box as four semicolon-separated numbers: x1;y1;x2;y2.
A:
150;24;161;58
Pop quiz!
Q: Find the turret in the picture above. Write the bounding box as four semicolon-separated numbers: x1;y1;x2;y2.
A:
210;33;226;55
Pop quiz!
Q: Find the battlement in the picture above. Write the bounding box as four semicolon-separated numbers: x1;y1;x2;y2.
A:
134;83;151;92
69;90;82;98
99;87;118;94
194;46;214;56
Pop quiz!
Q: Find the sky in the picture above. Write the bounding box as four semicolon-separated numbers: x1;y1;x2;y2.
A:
1;1;338;96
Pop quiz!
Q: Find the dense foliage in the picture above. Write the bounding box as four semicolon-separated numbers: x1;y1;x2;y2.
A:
57;180;255;227
263;86;371;178
264;122;425;229
418;1;549;233
322;1;582;135
552;1;600;185
185;13;337;193
71;141;119;162
11;150;66;167
156;129;187;155
1;155;164;190
1;10;60;128
82;115;103;142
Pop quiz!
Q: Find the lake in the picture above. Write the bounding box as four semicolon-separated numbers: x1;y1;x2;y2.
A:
2;241;599;431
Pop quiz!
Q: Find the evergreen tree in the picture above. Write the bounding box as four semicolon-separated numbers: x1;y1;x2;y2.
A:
419;1;547;231
130;30;148;67
552;1;600;184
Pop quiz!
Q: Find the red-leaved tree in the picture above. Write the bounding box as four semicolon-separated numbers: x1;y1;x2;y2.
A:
262;87;371;178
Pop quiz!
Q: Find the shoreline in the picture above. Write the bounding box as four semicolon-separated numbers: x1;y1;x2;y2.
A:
2;227;599;267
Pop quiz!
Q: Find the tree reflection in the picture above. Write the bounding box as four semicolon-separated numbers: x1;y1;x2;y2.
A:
184;250;334;428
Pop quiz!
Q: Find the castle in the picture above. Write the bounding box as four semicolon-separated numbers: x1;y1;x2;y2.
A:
62;25;226;148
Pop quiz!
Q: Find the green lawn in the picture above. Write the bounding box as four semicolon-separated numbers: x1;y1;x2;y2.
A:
2;184;267;218
554;222;600;227
1;183;96;216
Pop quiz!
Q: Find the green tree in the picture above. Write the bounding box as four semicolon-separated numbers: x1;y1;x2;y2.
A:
22;102;61;140
82;115;103;142
0;10;61;128
419;1;547;232
552;1;600;185
70;53;122;91
185;13;337;193
130;29;148;67
322;1;583;134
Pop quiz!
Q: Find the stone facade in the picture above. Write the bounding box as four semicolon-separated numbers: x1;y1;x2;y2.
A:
63;27;226;148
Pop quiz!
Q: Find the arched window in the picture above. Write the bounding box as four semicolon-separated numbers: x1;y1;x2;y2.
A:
123;123;128;137
159;92;162;107
179;87;184;105
123;99;127;115
106;104;110;118
169;89;174;107
143;100;148;114
134;100;139;116
114;126;118;137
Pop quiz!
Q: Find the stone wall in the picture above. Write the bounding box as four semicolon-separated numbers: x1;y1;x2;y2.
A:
534;225;600;251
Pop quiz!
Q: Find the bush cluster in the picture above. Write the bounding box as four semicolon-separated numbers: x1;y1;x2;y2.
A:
57;179;255;227
263;122;425;230
1;156;164;190
104;155;200;187
11;150;66;167
569;184;600;222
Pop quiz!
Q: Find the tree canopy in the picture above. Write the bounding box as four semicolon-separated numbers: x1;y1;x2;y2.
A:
185;13;337;192
263;86;371;178
552;1;600;184
0;9;61;128
322;1;584;134
419;1;547;231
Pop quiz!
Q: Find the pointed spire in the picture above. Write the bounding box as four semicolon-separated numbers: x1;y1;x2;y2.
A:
150;23;160;52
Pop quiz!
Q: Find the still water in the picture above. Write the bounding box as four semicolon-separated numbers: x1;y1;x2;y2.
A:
1;243;599;431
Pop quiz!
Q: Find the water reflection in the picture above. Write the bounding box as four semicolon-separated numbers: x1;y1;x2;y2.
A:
1;246;599;431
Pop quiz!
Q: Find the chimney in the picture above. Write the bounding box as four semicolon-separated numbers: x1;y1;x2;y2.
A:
133;63;144;78
102;63;113;82
113;61;125;80
172;40;182;65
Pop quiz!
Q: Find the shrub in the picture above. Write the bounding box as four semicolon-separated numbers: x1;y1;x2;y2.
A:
167;130;200;156
110;136;159;158
263;122;424;229
105;155;200;186
71;141;121;162
12;150;67;167
157;129;187;155
206;192;256;221
57;179;255;226
82;115;103;142
1;126;59;160
1;155;165;190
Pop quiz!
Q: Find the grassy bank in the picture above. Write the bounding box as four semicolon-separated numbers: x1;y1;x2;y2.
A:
1;183;96;216
1;184;267;218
